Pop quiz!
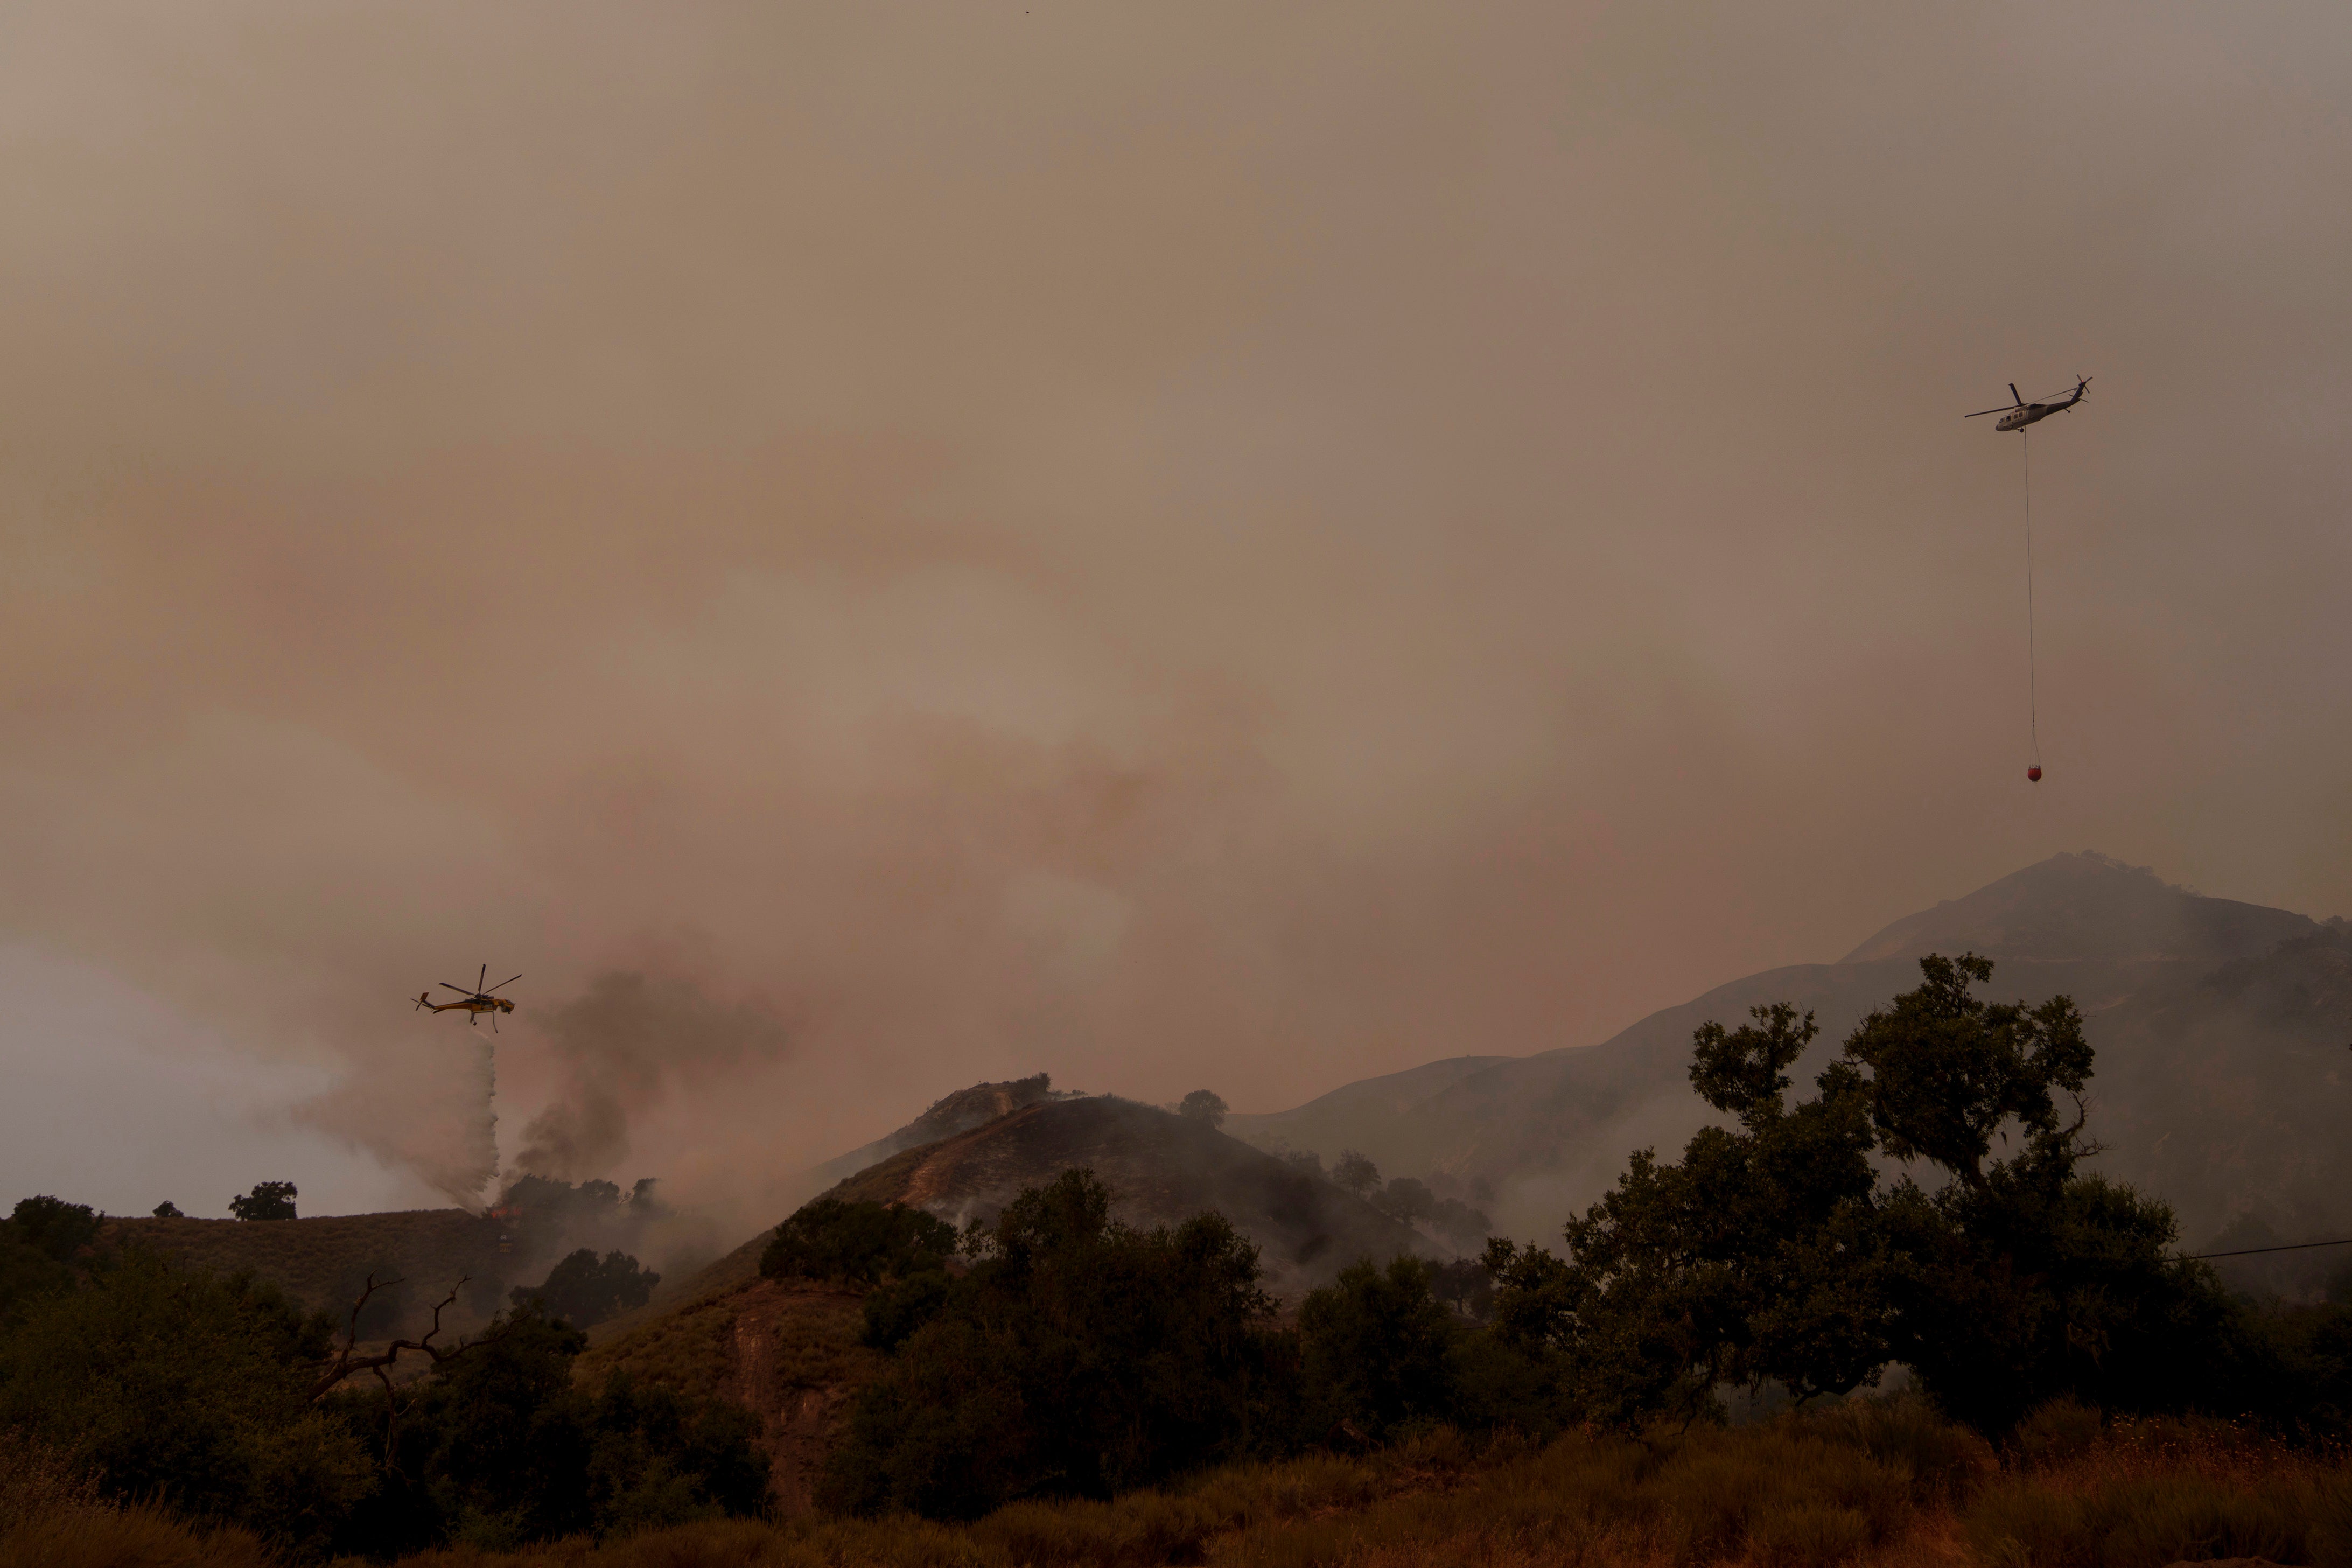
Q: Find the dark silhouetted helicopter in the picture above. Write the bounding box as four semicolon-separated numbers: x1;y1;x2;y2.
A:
416;965;519;1030
1968;376;2090;432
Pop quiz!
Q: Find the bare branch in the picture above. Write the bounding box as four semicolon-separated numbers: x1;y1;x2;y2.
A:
307;1276;514;1403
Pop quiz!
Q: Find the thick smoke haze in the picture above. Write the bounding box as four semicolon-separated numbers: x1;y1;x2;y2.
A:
2;3;2348;1224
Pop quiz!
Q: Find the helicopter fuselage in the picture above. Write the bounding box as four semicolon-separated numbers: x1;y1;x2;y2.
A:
418;993;515;1020
1996;401;2071;432
1992;383;2088;432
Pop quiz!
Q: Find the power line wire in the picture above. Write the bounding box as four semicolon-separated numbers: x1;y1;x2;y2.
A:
2183;1237;2352;1261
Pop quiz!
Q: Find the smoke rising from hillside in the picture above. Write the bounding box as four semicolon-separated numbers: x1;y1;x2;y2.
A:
517;973;795;1182
1;3;2349;1220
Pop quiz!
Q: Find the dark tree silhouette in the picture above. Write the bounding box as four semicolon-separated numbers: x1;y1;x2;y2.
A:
1178;1089;1229;1127
509;1249;659;1328
229;1181;298;1222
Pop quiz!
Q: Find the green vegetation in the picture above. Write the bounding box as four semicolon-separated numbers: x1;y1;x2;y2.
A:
822;1170;1287;1518
10;1196;101;1262
1366;1174;1489;1244
1330;1149;1379;1197
1178;1089;1229;1126
575;1291;745;1406
0;1237;765;1560
0;1247;366;1556
332;1308;767;1556
511;1248;659;1329
29;1399;2352;1568
1482;955;2255;1434
95;1206;511;1319
230;1180;299;1221
15;951;2352;1561
760;1197;957;1287
0;1198;93;1322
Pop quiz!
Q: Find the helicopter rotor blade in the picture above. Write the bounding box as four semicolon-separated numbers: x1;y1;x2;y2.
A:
440;982;475;995
1964;407;2010;418
486;974;522;995
478;964;488;994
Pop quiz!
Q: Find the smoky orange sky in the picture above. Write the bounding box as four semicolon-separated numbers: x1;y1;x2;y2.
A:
3;2;2348;1225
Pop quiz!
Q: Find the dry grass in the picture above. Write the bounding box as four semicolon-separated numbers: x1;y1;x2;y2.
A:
764;1296;873;1395
1961;1401;2352;1568
576;1292;743;1403
99;1211;507;1322
0;1429;99;1536
0;1501;277;1568
12;1399;2347;1568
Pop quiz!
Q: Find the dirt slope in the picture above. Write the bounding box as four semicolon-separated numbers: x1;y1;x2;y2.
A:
576;1276;879;1515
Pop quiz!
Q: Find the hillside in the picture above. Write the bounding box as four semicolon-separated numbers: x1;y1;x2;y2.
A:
1228;852;2349;1252
576;1093;1434;1509
819;1096;1436;1297
793;1072;1065;1196
577;1275;878;1515
97;1209;511;1332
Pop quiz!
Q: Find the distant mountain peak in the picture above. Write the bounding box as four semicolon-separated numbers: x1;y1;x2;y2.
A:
1839;852;2315;967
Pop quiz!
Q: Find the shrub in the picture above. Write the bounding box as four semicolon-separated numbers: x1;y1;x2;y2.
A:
1800;1394;1995;1503
1297;1256;1460;1441
8;1197;100;1263
510;1248;659;1328
0;1499;276;1568
228;1182;297;1222
760;1198;957;1286
330;1305;767;1557
0;1248;363;1555
1178;1090;1228;1128
822;1169;1285;1518
2010;1396;2103;1470
863;1268;953;1352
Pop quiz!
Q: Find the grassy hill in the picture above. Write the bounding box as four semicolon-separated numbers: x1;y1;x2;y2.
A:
96;1209;511;1332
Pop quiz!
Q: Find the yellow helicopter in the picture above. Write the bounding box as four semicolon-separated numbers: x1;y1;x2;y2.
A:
416;965;521;1030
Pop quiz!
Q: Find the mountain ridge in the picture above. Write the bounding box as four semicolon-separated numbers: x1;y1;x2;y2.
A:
1229;853;2345;1247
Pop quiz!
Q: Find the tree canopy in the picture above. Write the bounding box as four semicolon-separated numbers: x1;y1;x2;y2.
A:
1485;954;2244;1433
229;1182;298;1222
510;1249;659;1329
822;1170;1283;1518
1178;1089;1229;1127
761;1198;958;1287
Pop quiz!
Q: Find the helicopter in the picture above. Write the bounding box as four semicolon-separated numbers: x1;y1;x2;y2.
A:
1967;376;2091;432
415;965;520;1030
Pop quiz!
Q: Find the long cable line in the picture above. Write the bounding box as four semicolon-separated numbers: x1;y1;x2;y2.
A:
2184;1237;2352;1261
2023;428;2040;777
